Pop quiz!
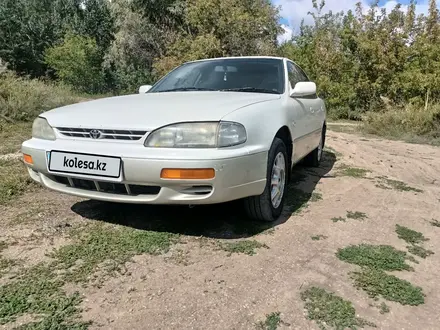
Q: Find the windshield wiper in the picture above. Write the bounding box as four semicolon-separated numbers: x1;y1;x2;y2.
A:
220;87;279;94
157;87;216;93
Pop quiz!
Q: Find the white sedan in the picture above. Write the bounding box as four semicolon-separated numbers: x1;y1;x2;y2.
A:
22;56;326;222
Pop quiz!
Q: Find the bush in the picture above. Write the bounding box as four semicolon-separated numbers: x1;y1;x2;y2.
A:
45;34;106;94
363;104;440;144
0;71;86;121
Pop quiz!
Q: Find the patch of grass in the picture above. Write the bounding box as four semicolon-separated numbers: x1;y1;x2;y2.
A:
395;225;428;245
0;159;36;205
301;287;374;329
284;187;312;214
220;240;268;256
376;178;423;193
310;192;323;202
428;219;440;227
351;268;425;306
331;216;346;223
257;312;281;330
324;146;343;158
50;225;179;283
0;264;89;327
347;211;368;220
336;164;371;178
407;245;434;259
0;121;32;155
311;235;328;241
379;302;390;314
336;244;413;271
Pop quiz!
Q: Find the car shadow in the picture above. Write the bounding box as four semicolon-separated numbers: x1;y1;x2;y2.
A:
71;151;337;239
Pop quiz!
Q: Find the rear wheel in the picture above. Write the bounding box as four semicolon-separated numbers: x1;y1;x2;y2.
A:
244;138;288;222
303;125;326;167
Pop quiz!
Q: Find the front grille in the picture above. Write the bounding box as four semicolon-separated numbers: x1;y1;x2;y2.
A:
56;127;147;141
52;176;160;196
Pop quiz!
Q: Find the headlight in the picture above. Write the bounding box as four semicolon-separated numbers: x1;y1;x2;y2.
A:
32;117;56;140
144;122;246;148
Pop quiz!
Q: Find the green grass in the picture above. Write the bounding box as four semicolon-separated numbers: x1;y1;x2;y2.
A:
331;216;346;223
311;235;328;241
301;287;374;329
220;240;268;256
50;225;179;283
0;159;36;205
351;268;425;306
0;264;89;327
310;192;323;202
336;244;413;271
407;245;434;259
376;178;423;193
428;219;440;227
0;121;32;155
324;146;343;158
336;165;371;178
379;302;390;314
257;312;281;330
346;211;368;220
395;225;429;245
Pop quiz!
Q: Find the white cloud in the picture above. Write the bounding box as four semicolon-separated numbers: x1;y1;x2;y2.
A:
278;24;293;43
274;0;435;34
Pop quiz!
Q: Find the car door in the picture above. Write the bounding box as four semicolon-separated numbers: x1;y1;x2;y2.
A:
286;61;315;162
291;62;324;150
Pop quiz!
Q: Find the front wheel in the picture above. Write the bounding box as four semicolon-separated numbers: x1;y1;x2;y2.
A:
244;138;288;222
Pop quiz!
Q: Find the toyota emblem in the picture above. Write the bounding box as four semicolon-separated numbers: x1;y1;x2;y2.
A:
90;129;102;139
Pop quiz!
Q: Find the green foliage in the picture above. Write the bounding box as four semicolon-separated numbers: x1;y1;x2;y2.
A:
0;264;88;327
257;312;281;330
351;268;425;306
0;159;37;205
331;217;346;223
220;240;268;256
336;244;413;271
311;235;328;241
50;225;179;283
0;71;85;121
429;219;440;227
301;287;374;329
395;225;429;245
336;165;371;178
375;177;424;193
45;34;106;93
346;211;368;220
379;302;390;314
0;0;114;78
407;245;434;259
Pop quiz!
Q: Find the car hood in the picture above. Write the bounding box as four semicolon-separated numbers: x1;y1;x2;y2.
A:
42;92;281;130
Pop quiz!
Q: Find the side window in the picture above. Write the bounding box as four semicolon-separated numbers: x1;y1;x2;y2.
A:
294;64;310;82
287;62;301;88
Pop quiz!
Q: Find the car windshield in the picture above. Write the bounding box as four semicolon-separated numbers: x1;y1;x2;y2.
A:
148;58;285;94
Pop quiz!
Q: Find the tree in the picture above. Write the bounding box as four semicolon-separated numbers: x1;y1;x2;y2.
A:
45;34;105;93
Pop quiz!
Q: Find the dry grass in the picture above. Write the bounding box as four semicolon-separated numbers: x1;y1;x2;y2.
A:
363;104;440;145
0;71;88;122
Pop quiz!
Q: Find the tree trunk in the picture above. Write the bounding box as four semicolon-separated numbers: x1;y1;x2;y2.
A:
425;87;430;111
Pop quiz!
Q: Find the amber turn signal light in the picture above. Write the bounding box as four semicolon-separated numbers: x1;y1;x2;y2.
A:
161;168;215;180
23;154;33;165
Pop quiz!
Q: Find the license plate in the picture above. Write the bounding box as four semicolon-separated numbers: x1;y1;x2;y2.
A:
48;151;121;178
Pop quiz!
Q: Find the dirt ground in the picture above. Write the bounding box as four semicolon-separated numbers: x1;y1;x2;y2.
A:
1;128;440;330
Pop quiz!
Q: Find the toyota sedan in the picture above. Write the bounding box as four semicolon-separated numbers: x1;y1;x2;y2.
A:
21;56;326;222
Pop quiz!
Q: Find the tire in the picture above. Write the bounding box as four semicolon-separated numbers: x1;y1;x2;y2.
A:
244;138;288;222
303;125;326;167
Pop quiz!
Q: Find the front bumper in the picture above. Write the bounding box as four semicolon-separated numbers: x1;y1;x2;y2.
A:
21;138;268;204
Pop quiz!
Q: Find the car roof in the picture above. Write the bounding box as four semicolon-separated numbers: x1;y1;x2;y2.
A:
186;56;287;64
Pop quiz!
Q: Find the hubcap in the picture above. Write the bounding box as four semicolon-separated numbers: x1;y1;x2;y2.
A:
270;152;286;208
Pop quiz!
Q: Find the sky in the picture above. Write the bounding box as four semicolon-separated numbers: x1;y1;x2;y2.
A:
274;0;437;42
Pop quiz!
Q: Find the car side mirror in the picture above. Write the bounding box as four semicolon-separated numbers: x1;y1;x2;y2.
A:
290;82;317;98
139;85;152;94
